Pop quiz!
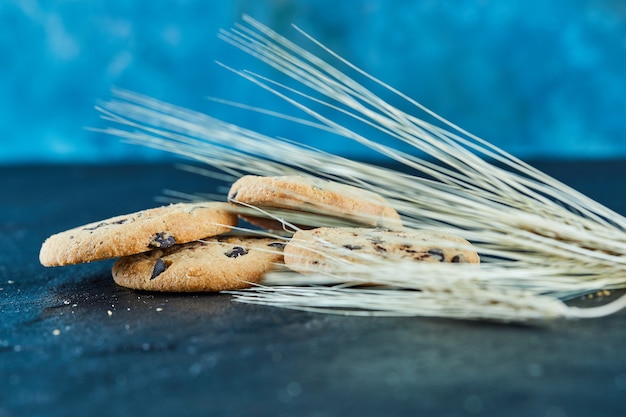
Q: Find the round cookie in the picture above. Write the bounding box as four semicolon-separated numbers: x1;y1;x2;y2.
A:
228;175;402;230
39;202;238;266
284;227;480;273
112;236;285;292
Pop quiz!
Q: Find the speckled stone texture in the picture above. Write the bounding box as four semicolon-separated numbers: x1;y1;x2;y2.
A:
1;163;626;417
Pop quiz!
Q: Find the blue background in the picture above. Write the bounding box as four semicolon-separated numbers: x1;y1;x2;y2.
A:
1;0;625;164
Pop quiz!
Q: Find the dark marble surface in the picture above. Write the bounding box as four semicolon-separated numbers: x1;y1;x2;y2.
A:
2;162;626;417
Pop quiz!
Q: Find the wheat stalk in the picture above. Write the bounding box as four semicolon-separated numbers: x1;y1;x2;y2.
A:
96;15;626;322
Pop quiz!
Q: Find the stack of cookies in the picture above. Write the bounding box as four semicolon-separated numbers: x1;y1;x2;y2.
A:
40;175;479;292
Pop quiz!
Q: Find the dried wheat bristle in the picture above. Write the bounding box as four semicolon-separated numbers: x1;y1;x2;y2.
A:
97;15;626;322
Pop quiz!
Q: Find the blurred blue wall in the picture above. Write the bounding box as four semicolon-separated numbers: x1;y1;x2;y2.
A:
1;0;625;164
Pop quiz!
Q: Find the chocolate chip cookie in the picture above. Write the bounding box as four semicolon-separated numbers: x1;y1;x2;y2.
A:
39;202;237;266
112;236;285;292
284;227;480;273
228;175;402;230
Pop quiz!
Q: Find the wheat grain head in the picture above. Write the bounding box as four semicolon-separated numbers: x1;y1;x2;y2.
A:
96;15;626;322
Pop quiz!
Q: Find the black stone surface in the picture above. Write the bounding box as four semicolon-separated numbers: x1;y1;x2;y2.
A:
2;162;626;417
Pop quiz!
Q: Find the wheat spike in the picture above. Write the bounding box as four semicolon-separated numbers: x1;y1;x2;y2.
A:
97;15;626;322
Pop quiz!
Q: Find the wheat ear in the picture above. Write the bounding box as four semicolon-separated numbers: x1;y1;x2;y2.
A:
97;15;626;322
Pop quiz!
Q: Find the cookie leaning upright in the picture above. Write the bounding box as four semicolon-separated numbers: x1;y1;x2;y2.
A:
228;175;402;230
39;202;237;266
112;236;285;292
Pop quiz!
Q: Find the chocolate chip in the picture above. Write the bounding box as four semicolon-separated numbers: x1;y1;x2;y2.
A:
83;222;108;231
373;244;387;253
149;232;176;248
451;254;467;263
151;258;170;279
427;248;445;262
343;245;362;250
110;218;130;225
228;190;239;201
225;246;248;258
